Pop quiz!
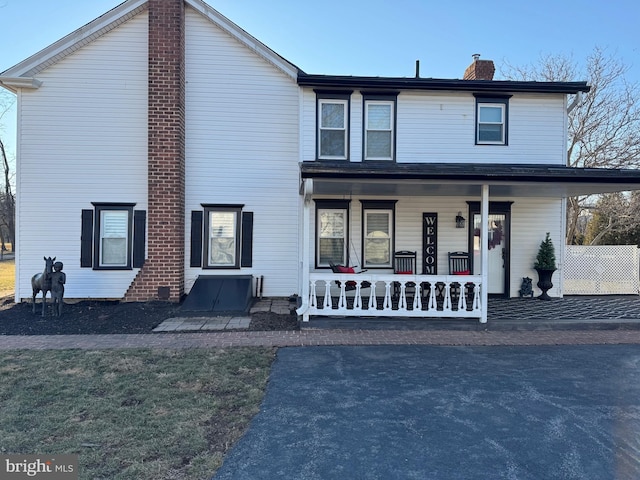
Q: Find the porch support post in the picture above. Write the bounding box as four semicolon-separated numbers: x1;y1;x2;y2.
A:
296;179;313;321
480;184;489;323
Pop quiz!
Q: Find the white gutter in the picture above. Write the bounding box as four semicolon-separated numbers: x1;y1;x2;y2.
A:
0;77;42;92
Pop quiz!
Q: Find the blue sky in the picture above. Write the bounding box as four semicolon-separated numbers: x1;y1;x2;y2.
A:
1;0;639;158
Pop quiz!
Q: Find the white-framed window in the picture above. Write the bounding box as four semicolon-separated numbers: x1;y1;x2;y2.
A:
317;208;347;267
205;207;241;268
475;95;510;145
99;210;129;267
365;100;394;160
90;204;135;270
315;200;350;268
318;99;348;159
82;203;144;270
477;104;505;143
361;201;395;268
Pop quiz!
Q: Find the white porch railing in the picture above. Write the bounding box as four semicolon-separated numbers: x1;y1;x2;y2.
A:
306;273;483;320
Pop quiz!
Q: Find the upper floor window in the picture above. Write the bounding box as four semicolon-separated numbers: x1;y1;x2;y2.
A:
474;94;510;145
317;92;351;160
364;94;397;161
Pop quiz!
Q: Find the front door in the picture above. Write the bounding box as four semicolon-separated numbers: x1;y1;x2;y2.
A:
468;202;512;296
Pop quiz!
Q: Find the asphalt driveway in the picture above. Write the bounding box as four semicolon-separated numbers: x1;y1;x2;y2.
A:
213;344;640;480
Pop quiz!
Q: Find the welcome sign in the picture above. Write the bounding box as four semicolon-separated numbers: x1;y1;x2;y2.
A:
422;213;437;274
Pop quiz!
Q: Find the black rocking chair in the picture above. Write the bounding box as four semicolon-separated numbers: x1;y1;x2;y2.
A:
393;251;417;298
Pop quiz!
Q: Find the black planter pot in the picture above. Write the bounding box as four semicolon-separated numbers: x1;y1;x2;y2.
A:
535;268;556;300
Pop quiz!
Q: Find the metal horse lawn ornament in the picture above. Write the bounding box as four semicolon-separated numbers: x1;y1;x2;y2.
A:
32;256;55;316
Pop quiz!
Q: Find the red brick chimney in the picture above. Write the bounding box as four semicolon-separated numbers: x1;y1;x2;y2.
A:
463;54;495;80
125;0;186;302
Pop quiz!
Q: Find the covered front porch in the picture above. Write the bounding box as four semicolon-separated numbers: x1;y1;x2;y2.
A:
296;162;640;323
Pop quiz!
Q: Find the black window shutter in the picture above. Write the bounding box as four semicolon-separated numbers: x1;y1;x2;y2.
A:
190;211;203;267
133;210;146;268
80;209;94;268
241;211;253;267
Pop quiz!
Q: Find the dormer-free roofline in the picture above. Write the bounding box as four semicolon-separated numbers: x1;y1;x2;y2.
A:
0;0;301;91
298;73;590;95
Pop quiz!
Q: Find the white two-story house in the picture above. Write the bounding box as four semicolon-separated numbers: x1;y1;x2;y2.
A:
3;0;640;322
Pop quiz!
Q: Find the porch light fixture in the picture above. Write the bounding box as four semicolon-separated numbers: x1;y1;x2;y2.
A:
455;212;466;229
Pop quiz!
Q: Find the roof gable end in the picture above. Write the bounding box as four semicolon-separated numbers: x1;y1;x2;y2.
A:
1;0;300;88
187;0;300;78
1;0;147;80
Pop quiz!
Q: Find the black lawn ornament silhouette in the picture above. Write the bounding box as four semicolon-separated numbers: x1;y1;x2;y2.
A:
31;256;55;316
50;261;66;317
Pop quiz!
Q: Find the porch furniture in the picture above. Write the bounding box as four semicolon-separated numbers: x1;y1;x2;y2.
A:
394;251;417;299
448;251;473;306
394;251;417;274
329;261;371;291
448;251;471;275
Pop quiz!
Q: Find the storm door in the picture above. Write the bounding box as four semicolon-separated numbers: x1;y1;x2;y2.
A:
468;202;512;296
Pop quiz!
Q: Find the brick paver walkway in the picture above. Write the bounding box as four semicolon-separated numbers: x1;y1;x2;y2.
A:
1;329;640;350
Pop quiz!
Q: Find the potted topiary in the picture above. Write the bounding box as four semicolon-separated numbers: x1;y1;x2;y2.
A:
534;232;557;300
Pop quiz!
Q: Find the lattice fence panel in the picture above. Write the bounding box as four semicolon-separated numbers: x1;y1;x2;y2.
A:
564;245;640;295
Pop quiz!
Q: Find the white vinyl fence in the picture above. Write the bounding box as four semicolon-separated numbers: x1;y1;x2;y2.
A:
564;245;640;295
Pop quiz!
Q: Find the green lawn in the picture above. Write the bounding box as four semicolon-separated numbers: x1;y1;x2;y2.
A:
0;348;275;479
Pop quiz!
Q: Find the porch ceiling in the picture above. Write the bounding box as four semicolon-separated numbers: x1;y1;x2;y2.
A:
301;162;640;198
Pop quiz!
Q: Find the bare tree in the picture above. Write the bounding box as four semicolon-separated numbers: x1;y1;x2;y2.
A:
583;192;640;245
0;91;15;252
502;48;640;244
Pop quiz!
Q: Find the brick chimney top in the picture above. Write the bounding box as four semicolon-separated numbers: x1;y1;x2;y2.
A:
463;54;495;80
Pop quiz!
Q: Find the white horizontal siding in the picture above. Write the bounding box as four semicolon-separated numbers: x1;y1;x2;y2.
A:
301;89;568;165
510;198;563;297
16;13;148;300
301;90;316;161
184;8;300;297
308;195;564;297
397;92;566;164
309;196;480;274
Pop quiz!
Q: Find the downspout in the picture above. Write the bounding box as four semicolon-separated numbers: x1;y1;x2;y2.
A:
562;91;579;297
559;199;566;298
567;91;581;114
296;179;313;321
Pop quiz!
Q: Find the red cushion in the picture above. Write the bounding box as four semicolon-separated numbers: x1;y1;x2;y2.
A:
453;270;471;275
337;266;355;274
396;270;413;274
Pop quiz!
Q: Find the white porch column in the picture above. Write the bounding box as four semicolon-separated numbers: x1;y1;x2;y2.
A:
296;179;313;321
480;184;489;324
